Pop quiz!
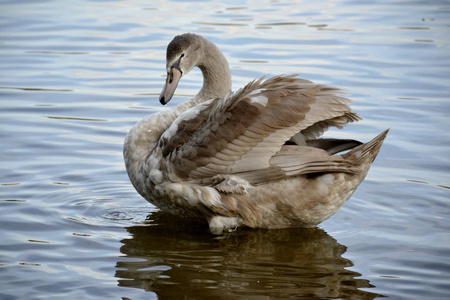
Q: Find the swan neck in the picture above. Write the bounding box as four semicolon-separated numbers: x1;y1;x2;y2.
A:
197;38;232;101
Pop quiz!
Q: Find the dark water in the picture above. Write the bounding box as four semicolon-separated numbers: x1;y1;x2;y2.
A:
1;0;449;299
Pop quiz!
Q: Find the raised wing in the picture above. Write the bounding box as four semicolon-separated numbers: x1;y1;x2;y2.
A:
159;75;360;185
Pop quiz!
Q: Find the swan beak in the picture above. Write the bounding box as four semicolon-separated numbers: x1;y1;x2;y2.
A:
159;68;182;105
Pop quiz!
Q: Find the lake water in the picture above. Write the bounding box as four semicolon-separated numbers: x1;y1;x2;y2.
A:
1;0;449;299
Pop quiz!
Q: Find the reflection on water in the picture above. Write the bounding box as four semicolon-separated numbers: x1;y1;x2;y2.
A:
116;212;382;299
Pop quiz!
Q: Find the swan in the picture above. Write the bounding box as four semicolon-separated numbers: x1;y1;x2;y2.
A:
124;33;388;234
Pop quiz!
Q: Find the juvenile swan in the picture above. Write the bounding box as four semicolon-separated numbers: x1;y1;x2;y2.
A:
124;33;388;234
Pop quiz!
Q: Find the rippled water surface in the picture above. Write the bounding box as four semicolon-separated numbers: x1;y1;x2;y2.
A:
1;0;449;299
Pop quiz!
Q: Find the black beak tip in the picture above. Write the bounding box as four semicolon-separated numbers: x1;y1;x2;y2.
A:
159;96;166;105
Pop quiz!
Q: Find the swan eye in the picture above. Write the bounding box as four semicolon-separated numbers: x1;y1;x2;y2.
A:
180;53;185;58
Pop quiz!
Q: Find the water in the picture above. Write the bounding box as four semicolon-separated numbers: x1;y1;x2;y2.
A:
1;0;449;299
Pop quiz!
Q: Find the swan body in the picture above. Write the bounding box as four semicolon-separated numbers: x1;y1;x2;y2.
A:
124;33;388;234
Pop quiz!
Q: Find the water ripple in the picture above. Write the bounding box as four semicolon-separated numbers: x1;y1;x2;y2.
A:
1;0;449;299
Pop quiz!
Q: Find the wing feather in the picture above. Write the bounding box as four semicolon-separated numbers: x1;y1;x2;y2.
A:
159;75;361;183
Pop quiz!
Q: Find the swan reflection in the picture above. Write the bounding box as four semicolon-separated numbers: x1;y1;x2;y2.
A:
115;211;382;299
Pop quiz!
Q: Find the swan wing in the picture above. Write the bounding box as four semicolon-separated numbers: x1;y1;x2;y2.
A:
158;75;360;185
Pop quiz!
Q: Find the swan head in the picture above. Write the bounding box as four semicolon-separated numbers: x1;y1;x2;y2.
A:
159;33;202;105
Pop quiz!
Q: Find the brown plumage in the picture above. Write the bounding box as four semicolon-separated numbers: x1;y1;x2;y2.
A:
123;33;388;234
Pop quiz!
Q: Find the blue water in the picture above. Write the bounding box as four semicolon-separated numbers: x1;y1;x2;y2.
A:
1;0;449;299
